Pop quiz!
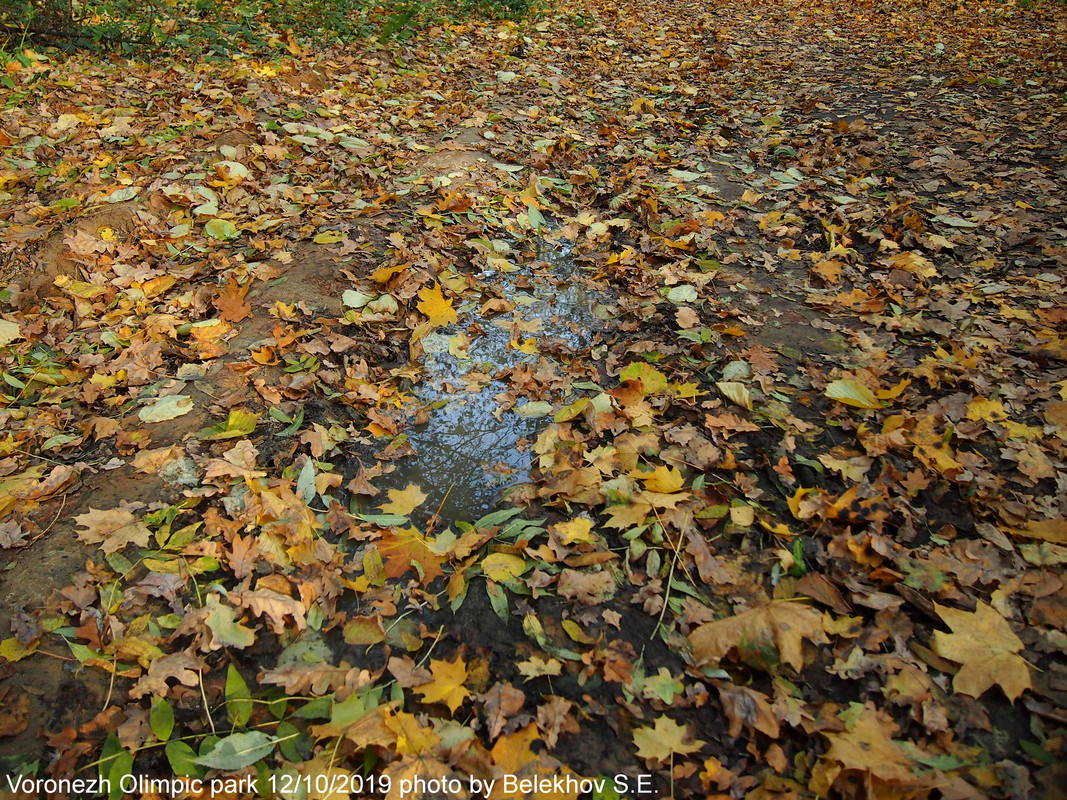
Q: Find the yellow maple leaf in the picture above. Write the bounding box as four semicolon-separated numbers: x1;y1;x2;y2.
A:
508;337;539;354
385;711;442;755
517;656;562;681
414;656;470;713
966;397;1008;423
910;414;963;477
634;464;684;494
932;601;1031;702
378;483;427;516
550;517;595;545
417;282;458;327
632;716;705;763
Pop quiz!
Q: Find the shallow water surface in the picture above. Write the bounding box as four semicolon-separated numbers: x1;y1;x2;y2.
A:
370;237;609;523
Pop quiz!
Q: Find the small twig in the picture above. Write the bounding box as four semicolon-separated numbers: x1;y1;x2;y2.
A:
27;494;68;546
101;658;117;712
199;668;216;734
414;625;444;669
425;479;456;535
654;526;685;642
11;447;69;467
33;649;77;662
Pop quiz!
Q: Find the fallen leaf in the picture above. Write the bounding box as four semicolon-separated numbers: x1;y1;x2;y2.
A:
550;517;595;545
378;483;427;516
482;552;527;582
556;569;616;604
1003;518;1067;545
414;656;470;713
675;306;700;329
204;217;239;240
632;715;705;763
138;395;194;423
73;507;151;555
214;278;252;323
825;379;880;409
931;601;1031;701
0;320;22;346
811;703;929;795
376;526;445;584
689;600;826;672
518;656;562;681
0;690;30;737
417;282;458;327
198;409;258;440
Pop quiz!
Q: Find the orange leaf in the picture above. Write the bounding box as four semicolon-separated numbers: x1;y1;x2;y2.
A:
214;278;252;323
376;525;444;585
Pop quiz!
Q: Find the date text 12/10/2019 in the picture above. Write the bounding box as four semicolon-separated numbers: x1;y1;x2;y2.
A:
5;772;656;798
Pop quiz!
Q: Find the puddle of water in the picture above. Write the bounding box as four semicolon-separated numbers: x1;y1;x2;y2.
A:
364;236;610;524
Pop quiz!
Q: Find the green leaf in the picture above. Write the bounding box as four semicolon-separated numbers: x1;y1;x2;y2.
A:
329;692;369;728
226;665;253;727
276;721;308;762
342;289;375;309
473;507;523;530
931;214;978;229
69;640;103;664
105;187;139;203
665;284;697;304
296;459;316;505
108;750;133;800
165;740;202;778
204;596;255;648
198;409;258;440
150;696;174;741
139;394;194;423
313;230;345;244
824;379;880;409
592;779;624;800
99;733;122;782
278;406;304;436
486;580;509;621
193;731;275;770
356;512;410;527
204;218;240;240
526;204;546;231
